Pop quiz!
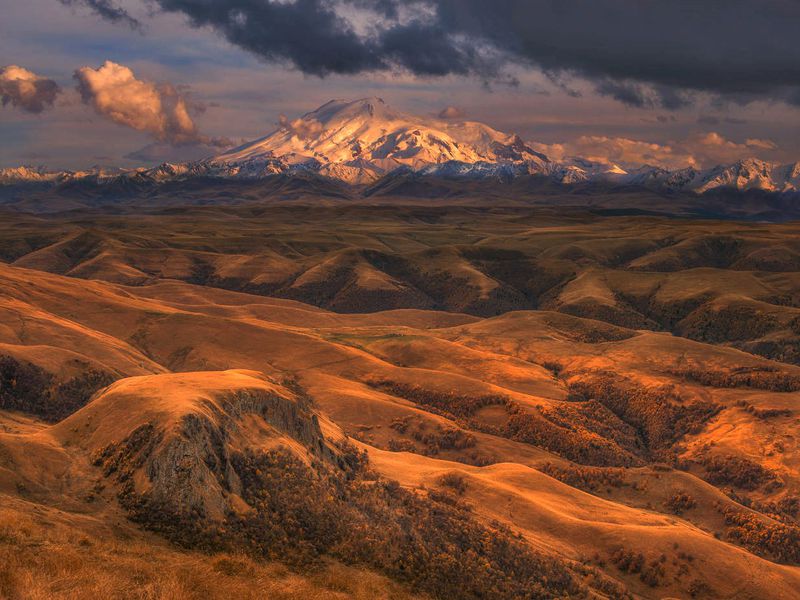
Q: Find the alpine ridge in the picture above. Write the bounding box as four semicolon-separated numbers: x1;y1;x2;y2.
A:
2;98;799;195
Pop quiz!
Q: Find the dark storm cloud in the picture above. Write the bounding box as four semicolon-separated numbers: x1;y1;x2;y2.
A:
427;0;800;101
543;71;581;98
151;0;384;76
595;80;692;110
595;80;652;109
59;0;142;30
71;0;800;107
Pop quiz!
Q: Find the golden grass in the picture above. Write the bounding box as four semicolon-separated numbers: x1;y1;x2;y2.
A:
0;506;418;600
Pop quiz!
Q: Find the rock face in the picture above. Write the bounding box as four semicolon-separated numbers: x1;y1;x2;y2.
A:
56;370;336;520
52;368;584;600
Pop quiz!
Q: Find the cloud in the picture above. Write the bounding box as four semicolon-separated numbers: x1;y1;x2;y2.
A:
76;0;800;108
0;65;61;113
278;114;324;139
689;132;780;165
58;0;141;30
744;138;777;150
697;116;720;126
73;60;225;146
125;140;235;163
595;80;692;110
698;115;749;126
533;132;781;170
534;137;697;170
437;105;465;119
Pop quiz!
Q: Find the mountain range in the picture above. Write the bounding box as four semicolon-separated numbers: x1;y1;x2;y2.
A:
3;97;800;195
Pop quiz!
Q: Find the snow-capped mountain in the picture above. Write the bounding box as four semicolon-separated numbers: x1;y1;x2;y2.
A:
208;97;550;183
0;165;130;185
690;159;800;194
2;98;798;196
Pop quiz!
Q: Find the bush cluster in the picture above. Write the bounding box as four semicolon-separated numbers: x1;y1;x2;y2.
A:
437;472;468;495
716;504;800;565
0;355;115;421
539;463;626;493
386;416;486;463
106;439;583;600
664;491;697;515
566;374;720;459
610;548;666;588
673;366;800;393
751;496;800;525
701;454;781;491
370;379;643;467
733;399;793;420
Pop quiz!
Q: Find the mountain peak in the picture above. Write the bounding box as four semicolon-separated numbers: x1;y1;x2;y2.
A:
306;97;397;125
3;99;795;194
212;98;546;180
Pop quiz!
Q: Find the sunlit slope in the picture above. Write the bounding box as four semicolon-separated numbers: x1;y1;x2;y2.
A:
4;207;800;366
1;259;799;597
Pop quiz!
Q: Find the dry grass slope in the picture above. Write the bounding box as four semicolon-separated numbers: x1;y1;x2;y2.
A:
0;204;799;599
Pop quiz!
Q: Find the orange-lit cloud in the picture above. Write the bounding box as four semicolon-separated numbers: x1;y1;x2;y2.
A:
533;132;780;170
0;65;60;114
438;106;465;119
74;61;206;145
278;114;324;139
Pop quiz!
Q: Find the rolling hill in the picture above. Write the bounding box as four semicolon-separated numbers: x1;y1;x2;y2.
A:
1;202;799;598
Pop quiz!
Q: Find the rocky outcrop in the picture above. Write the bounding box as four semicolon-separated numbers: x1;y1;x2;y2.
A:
75;371;335;520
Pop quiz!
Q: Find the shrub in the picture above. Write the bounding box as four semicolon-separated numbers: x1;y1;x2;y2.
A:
702;454;780;491
410;424;476;453
366;380;508;422
716;504;800;565
437;473;467;495
387;438;416;453
539;463;626;493
610;548;644;574
671;366;800;393
639;559;665;587
386;415;480;461
688;579;712;598
752;496;800;524
566;374;720;458
0;355;115;421
110;443;582;600
665;491;697;515
369;379;643;467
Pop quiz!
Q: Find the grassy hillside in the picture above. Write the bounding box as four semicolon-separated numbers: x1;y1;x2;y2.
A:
1;204;799;599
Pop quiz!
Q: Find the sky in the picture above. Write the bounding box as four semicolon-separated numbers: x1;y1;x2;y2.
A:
1;0;799;171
